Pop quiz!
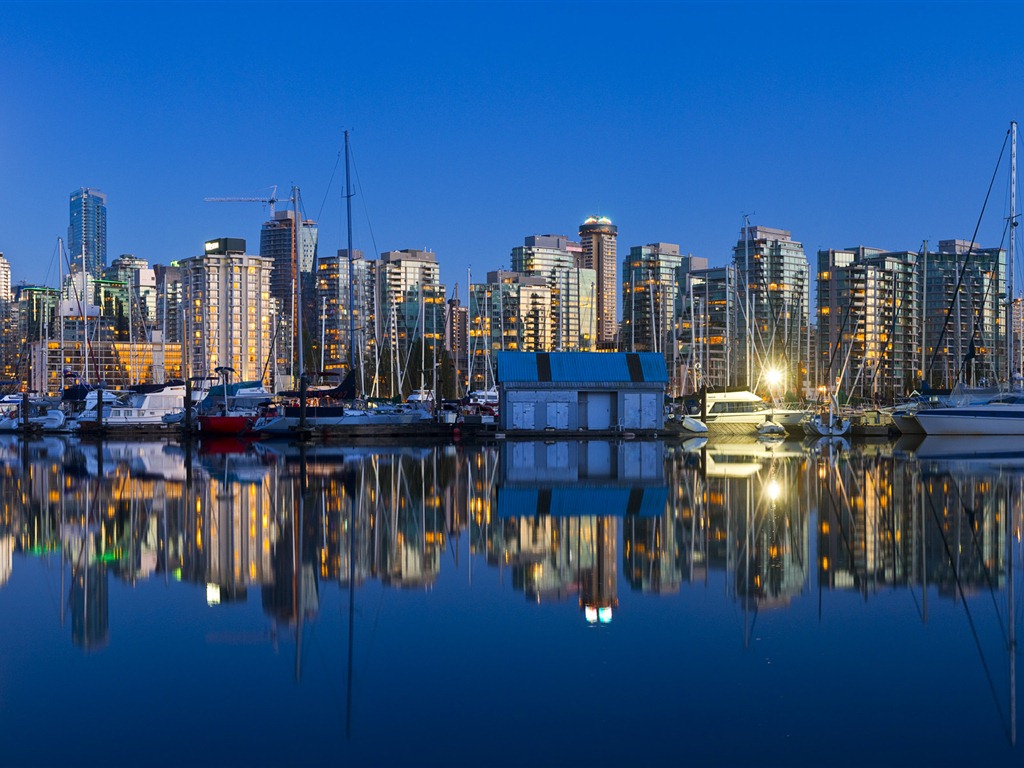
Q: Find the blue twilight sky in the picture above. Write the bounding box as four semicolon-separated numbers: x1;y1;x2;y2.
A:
1;0;1023;299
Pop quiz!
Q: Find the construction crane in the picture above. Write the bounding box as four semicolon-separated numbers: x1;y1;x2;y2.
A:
204;185;282;217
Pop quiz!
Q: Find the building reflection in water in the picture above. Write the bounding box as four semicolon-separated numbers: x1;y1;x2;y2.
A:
0;435;1018;675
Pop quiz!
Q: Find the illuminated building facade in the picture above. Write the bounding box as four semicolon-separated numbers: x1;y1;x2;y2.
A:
621;242;684;353
376;249;446;395
467;271;553;391
510;234;596;350
180;238;274;383
732;225;810;395
919;239;1006;388
579;217;618;347
817;247;920;401
68;187;107;277
315;249;372;379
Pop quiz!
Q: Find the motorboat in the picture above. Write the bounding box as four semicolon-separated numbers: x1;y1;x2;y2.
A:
913;391;1024;436
701;391;807;435
75;380;191;432
0;394;67;433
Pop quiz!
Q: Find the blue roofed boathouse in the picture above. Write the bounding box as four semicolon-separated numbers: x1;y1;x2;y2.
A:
496;352;668;434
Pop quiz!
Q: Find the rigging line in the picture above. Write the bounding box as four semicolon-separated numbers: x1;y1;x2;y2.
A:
949;470;1010;640
927;128;1010;380
348;141;381;265
924;484;1012;743
317;150;342;224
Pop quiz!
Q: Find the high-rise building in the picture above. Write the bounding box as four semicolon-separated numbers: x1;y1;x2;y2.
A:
68;188;107;277
511;235;596;350
467;271;552;391
732;225;810;395
106;254;158;333
180;238;274;384
0;253;11;303
445;293;469;397
920;239;1005;388
678;262;731;394
621;243;685;354
579;216;618;348
817;246;920;401
0;253;14;384
376;249;446;397
155;264;184;344
260;210;319;379
314;249;371;381
260;210;319;306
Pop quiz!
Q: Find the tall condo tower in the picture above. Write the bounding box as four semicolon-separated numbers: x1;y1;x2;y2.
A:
579;216;618;347
68;187;108;277
260;210;319;318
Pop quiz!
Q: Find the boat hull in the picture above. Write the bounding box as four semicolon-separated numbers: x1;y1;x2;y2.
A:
914;405;1024;436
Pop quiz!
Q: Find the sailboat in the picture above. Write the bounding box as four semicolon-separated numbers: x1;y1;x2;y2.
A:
802;391;851;437
912;121;1020;436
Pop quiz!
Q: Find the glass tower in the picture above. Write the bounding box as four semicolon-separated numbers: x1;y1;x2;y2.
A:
68;187;107;277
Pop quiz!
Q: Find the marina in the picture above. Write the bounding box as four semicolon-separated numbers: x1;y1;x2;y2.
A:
0;433;1019;766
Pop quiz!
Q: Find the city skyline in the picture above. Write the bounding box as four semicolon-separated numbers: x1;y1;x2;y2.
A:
2;2;1022;293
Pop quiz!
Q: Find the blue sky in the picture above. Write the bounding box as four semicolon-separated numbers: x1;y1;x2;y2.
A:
2;0;1022;295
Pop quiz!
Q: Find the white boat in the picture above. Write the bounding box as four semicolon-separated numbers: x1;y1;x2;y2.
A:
252;399;421;436
0;395;67;432
887;384;1002;435
75;380;191;432
913;392;1024;436
802;394;851;437
701;391;807;435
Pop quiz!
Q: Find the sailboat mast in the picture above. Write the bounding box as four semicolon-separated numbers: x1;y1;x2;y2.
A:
345;130;356;377
293;186;303;387
743;215;752;389
1009;120;1017;382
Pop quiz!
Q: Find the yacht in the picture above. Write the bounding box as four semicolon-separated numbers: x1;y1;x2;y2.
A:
912;391;1024;436
75;380;191;433
701;391;808;435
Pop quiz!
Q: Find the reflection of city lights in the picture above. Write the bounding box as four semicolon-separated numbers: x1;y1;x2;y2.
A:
585;605;613;624
206;583;221;606
765;479;782;502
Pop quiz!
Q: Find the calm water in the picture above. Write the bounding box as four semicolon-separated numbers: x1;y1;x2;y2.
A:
0;434;1020;767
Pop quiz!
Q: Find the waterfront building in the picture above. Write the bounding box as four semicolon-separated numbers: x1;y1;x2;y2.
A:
817;247;920;402
107;253;158;325
578;217;618;348
68;187;107;277
496;351;666;432
919;239;1005;388
260;210;319;381
621;242;684;354
467;271;553;392
155;264;184;344
510;235;597;350
0;254;14;384
180;238;274;384
314;249;371;382
732;226;811;397
376;249;446;397
445;293;469;398
677;261;732;394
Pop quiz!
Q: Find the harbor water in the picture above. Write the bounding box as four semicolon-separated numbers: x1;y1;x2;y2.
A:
0;435;1020;766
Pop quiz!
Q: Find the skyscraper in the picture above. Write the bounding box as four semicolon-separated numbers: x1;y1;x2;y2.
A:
180;238;274;383
579;216;618;348
621;243;684;354
732;225;810;395
68;187;108;277
510;234;596;350
260;210;319;314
